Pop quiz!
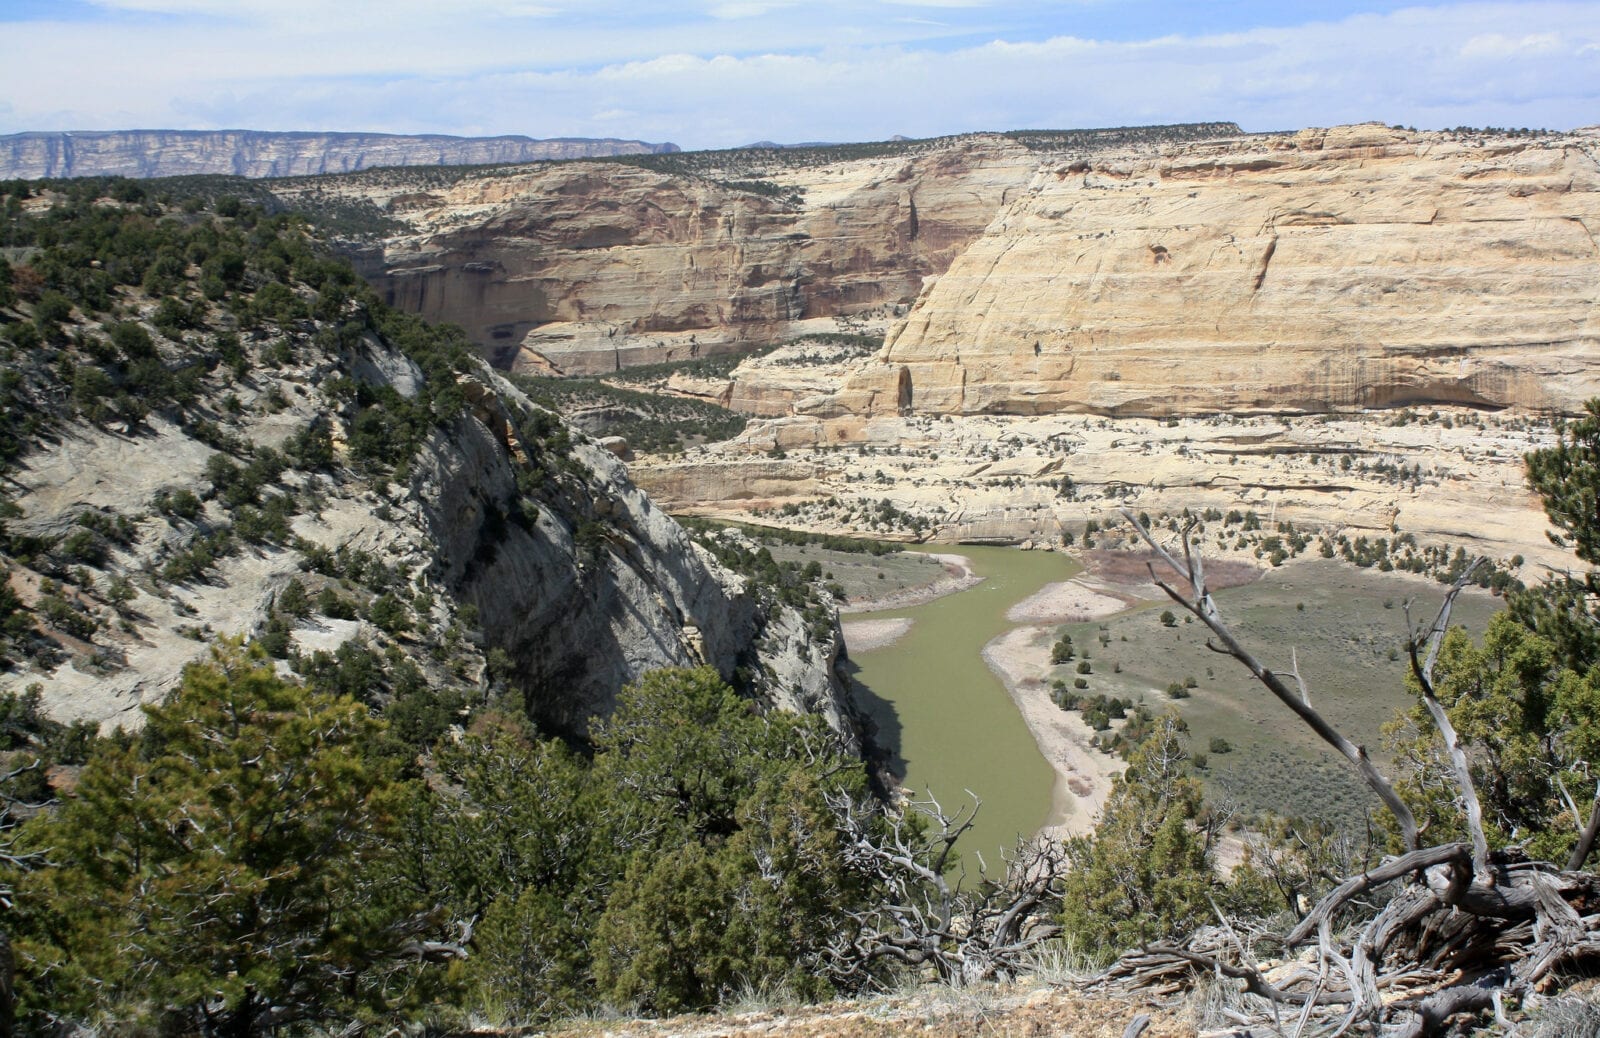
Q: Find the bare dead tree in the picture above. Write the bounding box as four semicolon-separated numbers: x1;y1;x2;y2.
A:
1093;511;1600;1037
823;790;1066;988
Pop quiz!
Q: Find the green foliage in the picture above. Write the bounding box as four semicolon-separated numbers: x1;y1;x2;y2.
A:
1527;400;1600;566
153;487;202;521
276;576;309;618
1050;633;1075;664
678;516;899;556
405;667;871;1020
0;181;478;498
11;642;443;1032
682;527;841;639
1375;404;1600;863
369;592;412;635
1388;614;1600;863
1060;717;1219;957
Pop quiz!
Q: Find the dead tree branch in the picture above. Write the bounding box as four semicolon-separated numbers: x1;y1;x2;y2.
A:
1098;513;1600;1036
824;790;1067;987
1404;562;1492;881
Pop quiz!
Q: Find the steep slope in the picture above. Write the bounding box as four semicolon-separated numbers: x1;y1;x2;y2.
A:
827;124;1600;417
0;182;852;745
0;130;679;180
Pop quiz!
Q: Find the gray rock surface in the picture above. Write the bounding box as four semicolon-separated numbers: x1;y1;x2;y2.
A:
0;130;679;180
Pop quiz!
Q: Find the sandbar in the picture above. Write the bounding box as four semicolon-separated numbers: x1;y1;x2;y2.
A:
982;621;1123;839
841;617;914;652
1006;578;1130;624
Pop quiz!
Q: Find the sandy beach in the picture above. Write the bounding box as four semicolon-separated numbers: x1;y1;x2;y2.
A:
1006;577;1130;624
840;617;914;652
840;552;984;614
982;620;1124;838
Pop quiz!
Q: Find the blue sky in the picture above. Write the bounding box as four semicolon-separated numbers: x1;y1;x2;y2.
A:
2;2;1596;148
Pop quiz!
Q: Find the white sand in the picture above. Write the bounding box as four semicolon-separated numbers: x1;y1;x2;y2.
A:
1006;577;1129;624
982;624;1123;839
841;617;914;652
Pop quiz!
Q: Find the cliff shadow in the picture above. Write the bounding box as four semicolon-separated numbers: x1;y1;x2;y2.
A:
838;655;908;785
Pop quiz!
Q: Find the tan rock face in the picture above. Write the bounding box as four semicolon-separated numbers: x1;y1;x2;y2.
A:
630;407;1572;574
293;137;1044;374
832;125;1600;418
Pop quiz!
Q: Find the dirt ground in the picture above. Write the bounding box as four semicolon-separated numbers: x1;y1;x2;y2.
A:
534;981;1188;1038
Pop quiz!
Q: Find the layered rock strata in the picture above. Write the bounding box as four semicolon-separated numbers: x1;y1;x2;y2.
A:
829;124;1600;417
277;136;1049;373
4;316;854;746
630;408;1570;576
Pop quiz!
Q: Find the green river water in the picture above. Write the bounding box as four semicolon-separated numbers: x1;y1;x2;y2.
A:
845;546;1079;870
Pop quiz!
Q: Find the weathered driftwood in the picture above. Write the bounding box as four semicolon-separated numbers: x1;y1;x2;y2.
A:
1103;512;1600;1036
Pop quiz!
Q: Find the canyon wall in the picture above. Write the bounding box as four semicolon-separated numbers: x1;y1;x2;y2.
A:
828;124;1600;418
283;123;1600;418
2;293;854;746
0;130;678;180
281;136;1049;374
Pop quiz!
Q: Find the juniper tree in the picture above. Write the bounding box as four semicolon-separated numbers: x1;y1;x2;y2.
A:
10;641;458;1035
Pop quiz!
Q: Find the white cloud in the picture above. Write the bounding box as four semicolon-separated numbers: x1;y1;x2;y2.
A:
1460;32;1565;59
1;2;1596;144
708;2;799;19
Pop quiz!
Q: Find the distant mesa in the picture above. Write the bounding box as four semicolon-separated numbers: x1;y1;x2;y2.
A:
0;129;681;180
741;139;844;149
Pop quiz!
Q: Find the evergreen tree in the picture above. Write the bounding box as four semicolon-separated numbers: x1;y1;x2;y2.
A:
1386;614;1600;864
408;668;872;1020
11;641;449;1034
1515;400;1600;668
1060;716;1215;956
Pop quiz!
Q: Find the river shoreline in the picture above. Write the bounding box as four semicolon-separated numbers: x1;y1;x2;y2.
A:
839;617;914;652
839;552;984;614
841;552;985;653
981;574;1132;838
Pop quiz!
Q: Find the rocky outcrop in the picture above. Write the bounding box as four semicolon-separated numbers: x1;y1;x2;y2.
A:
410;374;854;737
0;130;678;180
829;124;1600;418
289;123;1600;418
276;136;1047;373
2;304;856;749
631;407;1574;576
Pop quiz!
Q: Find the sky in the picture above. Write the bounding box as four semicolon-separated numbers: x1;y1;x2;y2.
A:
1;1;1596;149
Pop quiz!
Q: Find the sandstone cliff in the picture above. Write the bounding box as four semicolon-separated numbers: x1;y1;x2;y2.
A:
0;130;678;180
828;124;1600;418
268;123;1600;420
272;135;1053;373
411;373;853;735
2;337;853;743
